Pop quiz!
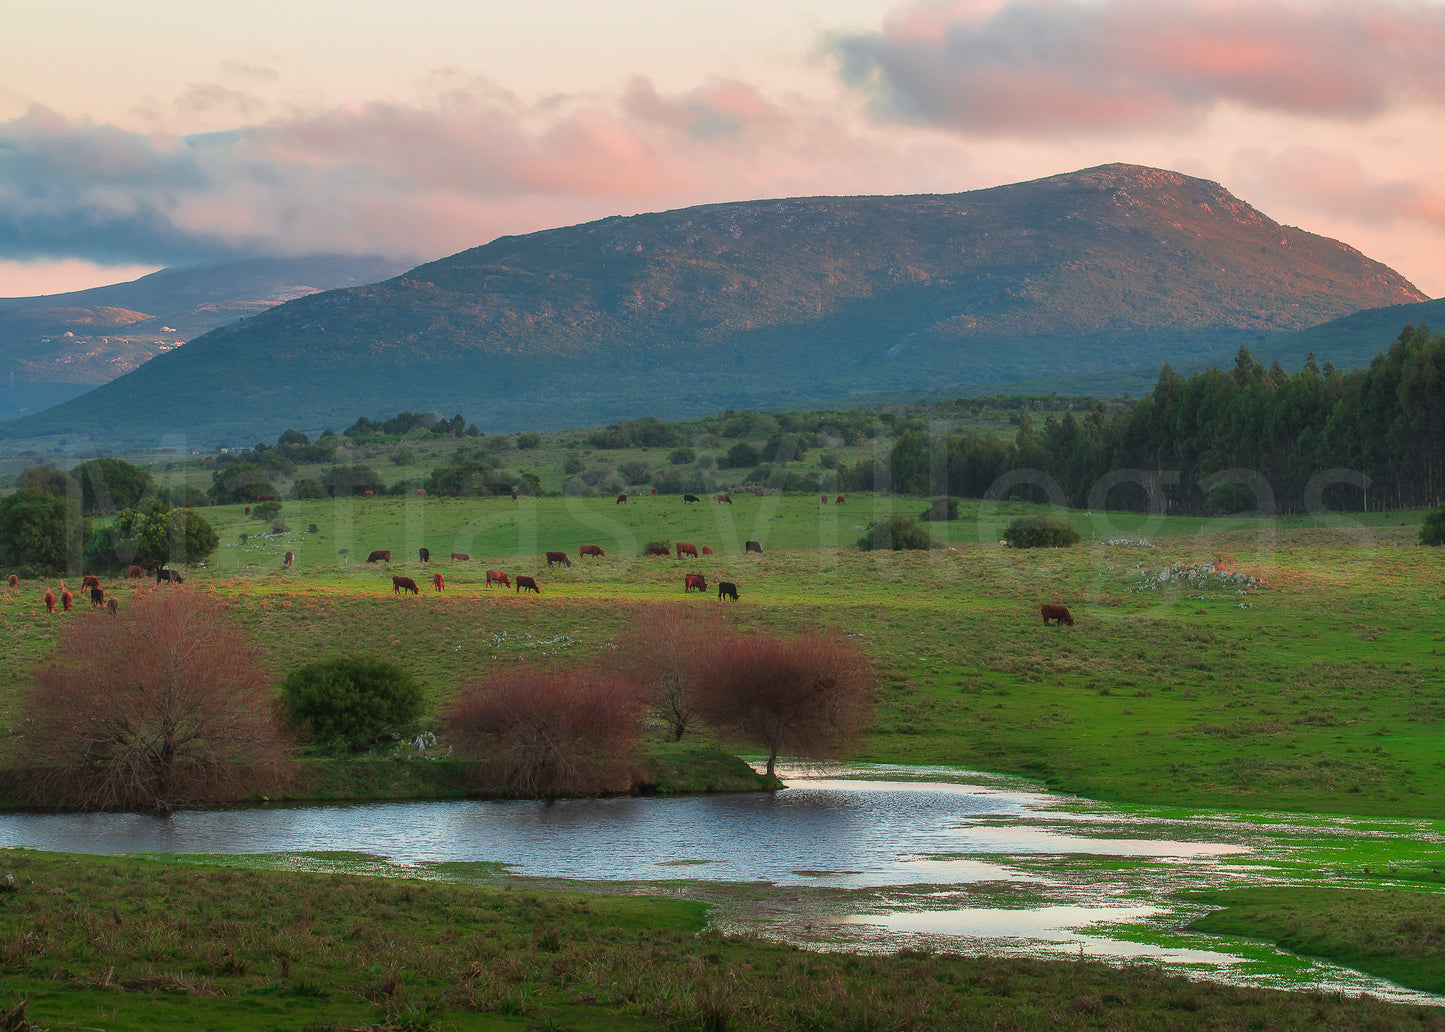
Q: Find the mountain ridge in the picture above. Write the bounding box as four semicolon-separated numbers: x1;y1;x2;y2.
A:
0;164;1426;450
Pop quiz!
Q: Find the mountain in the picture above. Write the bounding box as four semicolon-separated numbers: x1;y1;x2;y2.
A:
0;254;410;422
0;164;1426;450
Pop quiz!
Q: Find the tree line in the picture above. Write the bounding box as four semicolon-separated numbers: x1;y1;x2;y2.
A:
842;324;1445;514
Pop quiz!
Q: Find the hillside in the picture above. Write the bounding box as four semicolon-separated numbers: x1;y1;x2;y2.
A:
0;254;409;422
0;164;1425;450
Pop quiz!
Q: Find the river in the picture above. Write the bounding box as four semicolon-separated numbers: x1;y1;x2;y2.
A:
3;763;1440;1003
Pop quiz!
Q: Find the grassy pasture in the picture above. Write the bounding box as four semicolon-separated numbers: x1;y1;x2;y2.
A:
2;491;1440;820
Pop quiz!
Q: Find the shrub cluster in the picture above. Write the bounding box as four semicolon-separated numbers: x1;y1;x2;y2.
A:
1003;515;1080;548
280;655;424;752
857;515;934;551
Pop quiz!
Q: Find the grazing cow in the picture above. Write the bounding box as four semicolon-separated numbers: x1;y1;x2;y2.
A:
432;572;445;592
683;494;700;504
90;587;104;607
745;540;762;554
676;542;698;559
546;551;572;568
392;576;419;595
245;507;251;515
450;553;470;562
255;495;277;502
821;495;829;504
485;569;511;588
579;544;605;558
362;490;374;498
365;550;391;563
617;494;628;504
645;544;671;557
836;494;846;505
1040;604;1074;627
716;493;732;504
511;491;518;501
284;551;294;567
106;598;118;616
419;547;430;563
650;487;658;495
701;546;713;555
515;575;541;594
81;575;100;592
684;573;708;593
127;565;143;579
157;567;184;585
718;581;739;602
61;590;72;611
417;489;426;496
6;574;15;588
44;590;55;613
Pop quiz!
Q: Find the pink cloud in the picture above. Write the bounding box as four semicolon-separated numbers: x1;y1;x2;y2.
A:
831;0;1445;134
1232;147;1445;229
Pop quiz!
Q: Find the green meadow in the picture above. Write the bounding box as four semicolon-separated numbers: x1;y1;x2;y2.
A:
4;490;1445;1027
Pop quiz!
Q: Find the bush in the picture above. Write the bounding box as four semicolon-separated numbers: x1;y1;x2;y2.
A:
13;591;295;810
611;605;731;741
291;478;327;500
280;655;424;752
1003;515;1080;549
444;664;646;799
0;489;89;577
1421;504;1445;546
252;500;282;520
83;501;219;572
920;497;960;522
857;515;934;551
694;626;874;778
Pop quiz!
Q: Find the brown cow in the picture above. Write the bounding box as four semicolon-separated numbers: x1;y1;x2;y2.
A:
645;544;671;557
450;552;470;561
485;569;511;588
716;493;732;504
684;573;708;593
546;551;572;568
701;545;713;555
417;488;426;496
365;550;391;563
821;494;829;504
44;590;55;613
676;542;698;559
616;494;628;504
127;565;143;578
81;575;100;592
515;575;541;594
511;491;518;501
579;544;605;558
284;551;294;567
745;540;762;554
362;490;374;498
61;590;72;611
6;574;15;588
432;572;445;592
836;494;846;505
392;576;419;596
650;487;657;495
1040;604;1074;627
255;495;277;502
106;598;118;616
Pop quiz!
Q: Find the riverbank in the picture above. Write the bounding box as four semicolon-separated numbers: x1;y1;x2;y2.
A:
2;848;1442;1032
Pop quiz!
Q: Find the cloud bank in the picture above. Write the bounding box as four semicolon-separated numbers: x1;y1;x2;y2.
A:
830;0;1445;133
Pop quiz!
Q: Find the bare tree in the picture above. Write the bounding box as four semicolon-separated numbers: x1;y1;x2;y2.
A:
444;663;647;800
12;589;295;811
610;603;731;740
695;626;874;778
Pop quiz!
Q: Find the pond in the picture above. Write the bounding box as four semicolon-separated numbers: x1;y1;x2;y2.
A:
3;763;1441;1004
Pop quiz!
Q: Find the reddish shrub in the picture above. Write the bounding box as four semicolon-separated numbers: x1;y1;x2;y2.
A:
12;590;296;811
695;626;874;778
610;604;731;741
444;664;647;800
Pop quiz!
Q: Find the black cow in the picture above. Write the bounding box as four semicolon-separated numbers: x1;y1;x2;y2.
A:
683;494;700;503
717;581;739;602
419;547;430;563
745;540;762;554
157;567;184;585
90;586;104;607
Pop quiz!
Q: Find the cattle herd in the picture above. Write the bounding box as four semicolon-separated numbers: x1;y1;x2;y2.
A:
8;558;196;619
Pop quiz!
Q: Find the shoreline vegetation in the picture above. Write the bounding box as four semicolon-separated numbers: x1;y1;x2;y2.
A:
3;406;1445;1025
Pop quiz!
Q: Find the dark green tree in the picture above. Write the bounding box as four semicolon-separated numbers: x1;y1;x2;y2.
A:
84;502;219;572
0;489;90;576
280;655;424;751
209;462;276;503
1421;504;1445;546
73;458;154;515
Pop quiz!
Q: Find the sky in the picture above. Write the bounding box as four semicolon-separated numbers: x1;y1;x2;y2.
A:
3;0;1443;298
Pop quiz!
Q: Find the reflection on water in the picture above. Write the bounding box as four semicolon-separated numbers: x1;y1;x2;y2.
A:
2;764;1439;1004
